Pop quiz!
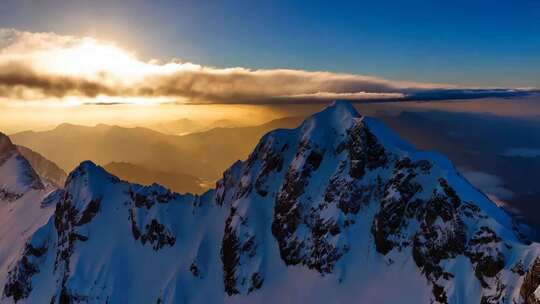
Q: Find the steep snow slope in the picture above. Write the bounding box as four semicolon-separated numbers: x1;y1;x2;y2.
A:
0;133;57;300
3;102;540;304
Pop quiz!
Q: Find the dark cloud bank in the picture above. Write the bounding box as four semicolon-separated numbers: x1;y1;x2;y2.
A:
0;61;537;104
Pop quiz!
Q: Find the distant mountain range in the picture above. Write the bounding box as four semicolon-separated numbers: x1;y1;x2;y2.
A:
148;118;248;135
11;117;303;182
1;102;540;303
103;162;205;194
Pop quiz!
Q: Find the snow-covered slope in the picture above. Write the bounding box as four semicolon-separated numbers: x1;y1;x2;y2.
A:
0;133;57;302
3;102;540;304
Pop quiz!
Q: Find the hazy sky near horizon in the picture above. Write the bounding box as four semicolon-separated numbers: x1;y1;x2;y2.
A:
2;97;540;134
1;0;539;87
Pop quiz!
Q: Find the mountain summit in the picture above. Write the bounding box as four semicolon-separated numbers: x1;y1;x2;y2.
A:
2;101;540;304
0;133;15;156
0;133;44;198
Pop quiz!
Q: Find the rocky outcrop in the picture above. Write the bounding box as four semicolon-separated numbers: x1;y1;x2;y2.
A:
521;258;540;304
3;242;48;302
128;185;179;250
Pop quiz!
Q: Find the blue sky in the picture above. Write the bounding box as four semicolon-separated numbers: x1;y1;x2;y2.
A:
1;0;539;87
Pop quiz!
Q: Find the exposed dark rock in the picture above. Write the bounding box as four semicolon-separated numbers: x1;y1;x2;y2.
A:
511;260;526;276
254;140;284;197
76;197;101;226
372;159;426;255
221;207;241;295
521;258;540;304
215;161;243;206
480;277;506;304
271;140;324;269
3;242;49;302
432;283;448;304
337;122;388;179
248;272;264;293
139;219;176;251
190;261;200;278
371;157;509;302
129;208;141;240
129;209;175;250
129;185;177;209
0;188;24;202
465;227;505;287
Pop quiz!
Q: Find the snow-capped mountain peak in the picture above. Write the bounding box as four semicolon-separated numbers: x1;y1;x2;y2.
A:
2;102;540;304
0;132;44;199
0;133;16;157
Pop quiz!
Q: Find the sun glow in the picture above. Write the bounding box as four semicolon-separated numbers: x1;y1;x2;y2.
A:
37;38;152;81
0;30;201;105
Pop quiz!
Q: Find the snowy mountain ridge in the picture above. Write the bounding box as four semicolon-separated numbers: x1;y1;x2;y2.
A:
2;101;540;303
0;134;44;198
16;145;67;188
0;132;57;304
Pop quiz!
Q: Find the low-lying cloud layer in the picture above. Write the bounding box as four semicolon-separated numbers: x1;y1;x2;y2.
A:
0;29;537;105
460;168;520;215
501;148;540;158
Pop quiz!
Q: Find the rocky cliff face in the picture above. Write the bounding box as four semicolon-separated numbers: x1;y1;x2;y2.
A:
520;258;540;304
2;102;540;303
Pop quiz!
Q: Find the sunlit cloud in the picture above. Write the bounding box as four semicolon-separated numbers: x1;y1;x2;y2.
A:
0;28;537;106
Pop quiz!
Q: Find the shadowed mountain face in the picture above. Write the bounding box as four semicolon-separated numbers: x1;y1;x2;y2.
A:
16;145;67;187
11;117;303;181
2;101;540;304
103;162;206;194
